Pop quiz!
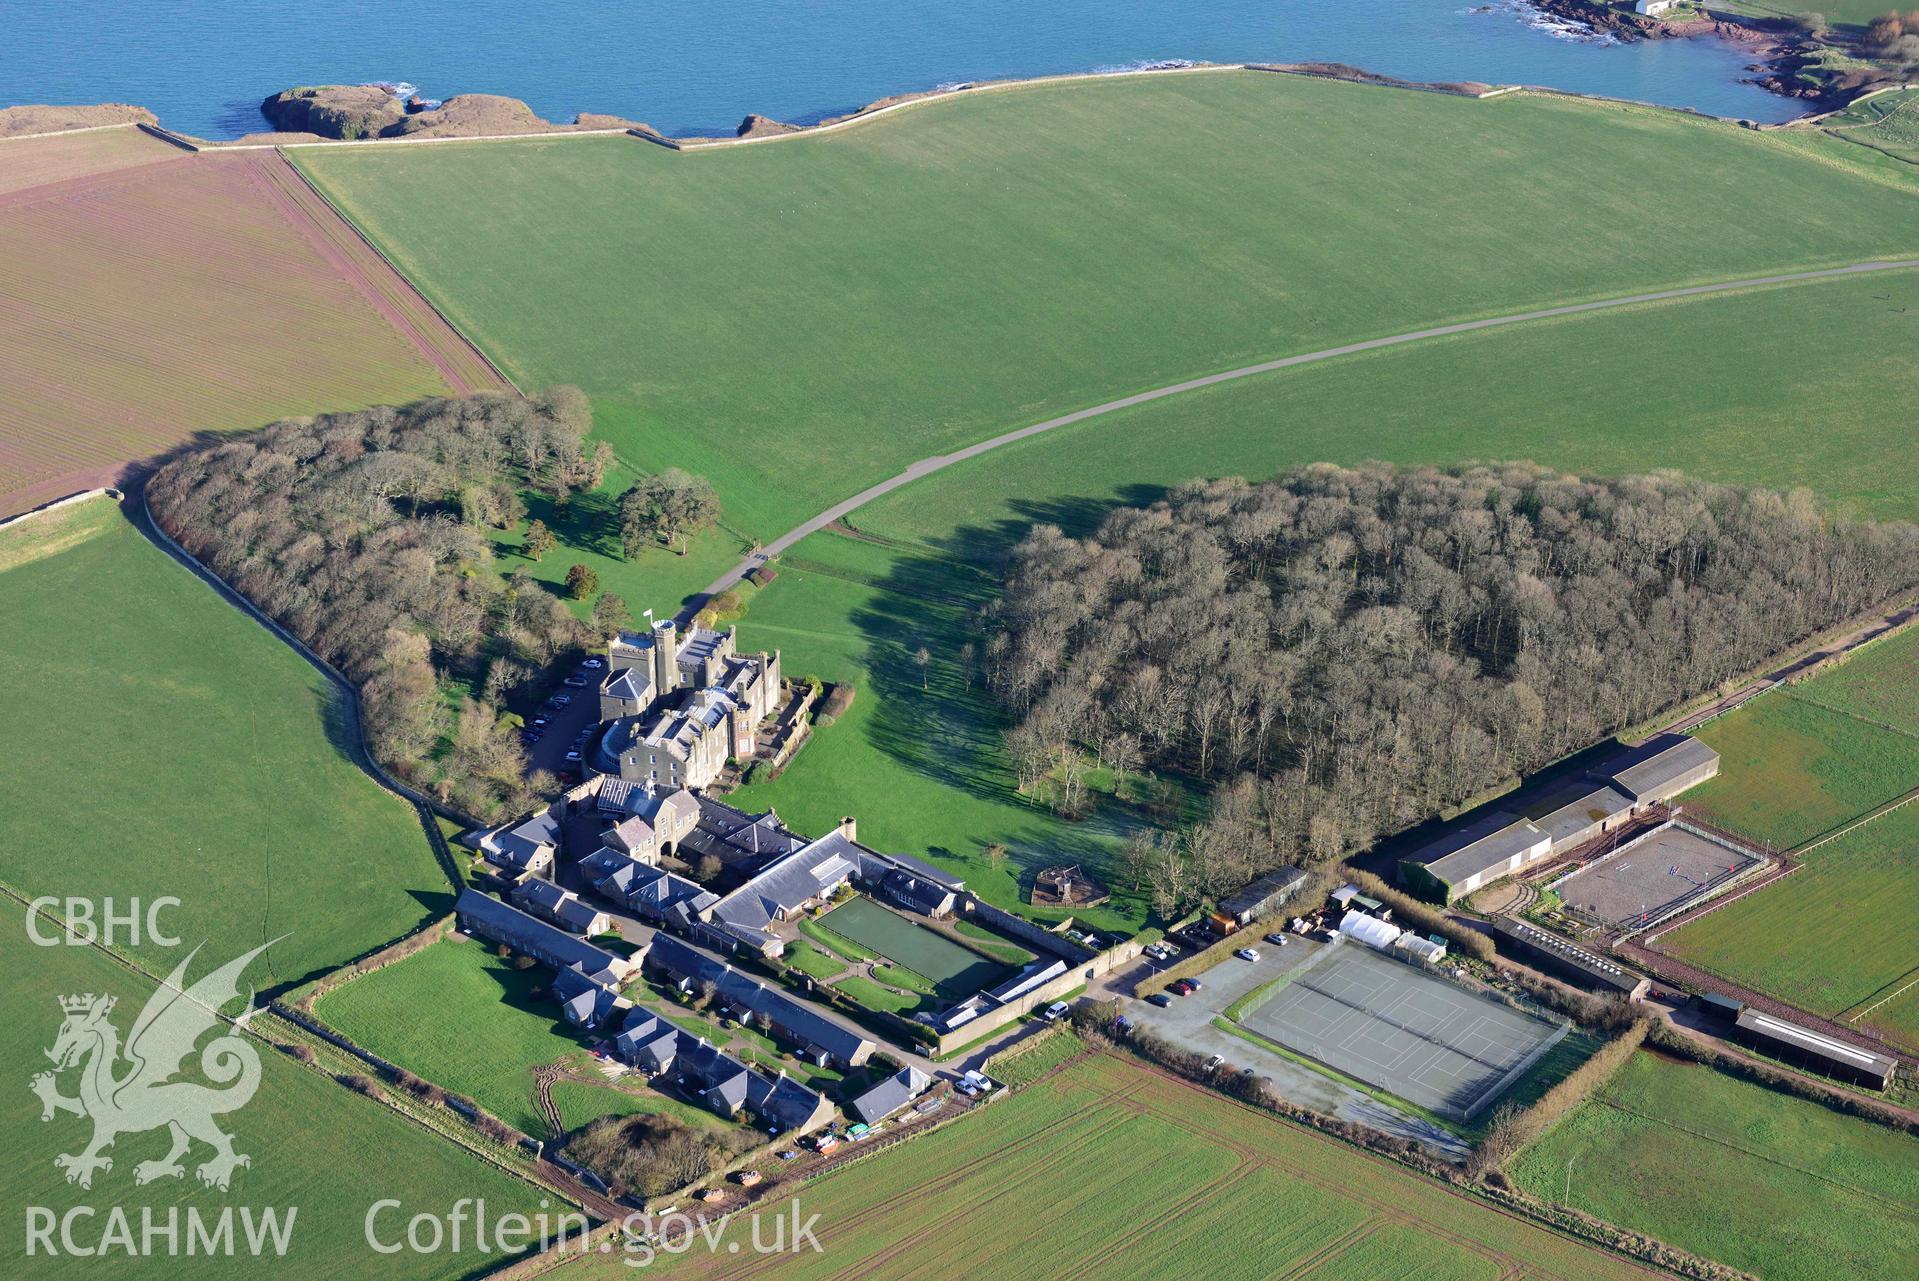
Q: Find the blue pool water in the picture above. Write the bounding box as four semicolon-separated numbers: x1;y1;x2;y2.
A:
2;0;1803;139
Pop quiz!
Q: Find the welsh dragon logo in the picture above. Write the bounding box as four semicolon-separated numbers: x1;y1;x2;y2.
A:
31;941;274;1191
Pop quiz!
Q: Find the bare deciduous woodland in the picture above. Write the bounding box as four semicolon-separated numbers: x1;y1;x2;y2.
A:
987;464;1919;911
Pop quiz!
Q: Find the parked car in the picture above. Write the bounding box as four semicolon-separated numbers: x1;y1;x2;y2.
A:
1264;932;1289;947
564;749;583;764
581;656;605;670
1146;993;1173;1008
563;674;590;688
1184;977;1203;992
529;715;551;728
775;1150;799;1161
1042;1001;1070;1022
1169;978;1197;996
1235;947;1261;963
1204;1055;1224;1072
547;693;572;708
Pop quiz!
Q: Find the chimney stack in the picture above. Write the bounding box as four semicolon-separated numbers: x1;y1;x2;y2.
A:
838;816;857;844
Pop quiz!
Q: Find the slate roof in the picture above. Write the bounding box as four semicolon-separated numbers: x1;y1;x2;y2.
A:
678;796;807;869
580;850;717;924
876;870;957;917
552;965;623;1027
482;809;560;872
707;832;869;939
513;877;572;915
647;935;875;1066
454;888;630;985
847;1067;930;1125
602;667;653;706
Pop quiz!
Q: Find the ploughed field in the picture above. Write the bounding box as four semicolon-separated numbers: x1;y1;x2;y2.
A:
0;133;496;518
565;1050;1657;1280
0;899;547;1280
291;70;1919;545
0;497;444;985
1510;1051;1919;1281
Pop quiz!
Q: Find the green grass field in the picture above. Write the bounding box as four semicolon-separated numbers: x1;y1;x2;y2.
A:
1782;622;1919;734
315;936;600;1135
0;497;444;987
569;1050;1657;1280
1685;691;1919;848
1662;801;1919;1051
293;71;1919;552
1823;88;1919;166
718;268;1919;909
0;902;545;1279
1510;1051;1919;1281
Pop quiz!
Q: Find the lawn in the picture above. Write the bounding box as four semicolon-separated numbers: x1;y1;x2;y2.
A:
0;901;547;1279
293;71;1919;546
1661;802;1919;1052
816;898;1010;993
1684;688;1919;851
0;497;445;987
315;935;598;1135
1510;1051;1919;1281
568;1050;1658;1280
0;150;489;520
725;533;1158;932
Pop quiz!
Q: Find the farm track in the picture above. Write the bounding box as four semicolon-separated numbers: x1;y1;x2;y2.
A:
691;257;1919;614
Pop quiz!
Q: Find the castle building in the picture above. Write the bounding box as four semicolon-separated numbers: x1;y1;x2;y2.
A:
589;616;781;791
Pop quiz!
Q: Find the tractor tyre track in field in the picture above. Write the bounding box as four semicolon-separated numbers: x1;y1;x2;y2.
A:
689;257;1919;619
1106;1058;1664;1279
719;1094;1135;1281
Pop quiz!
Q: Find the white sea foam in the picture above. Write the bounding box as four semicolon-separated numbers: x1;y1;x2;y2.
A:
1469;0;1620;45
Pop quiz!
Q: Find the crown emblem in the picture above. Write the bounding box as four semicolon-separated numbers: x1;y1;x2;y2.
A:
59;993;113;1016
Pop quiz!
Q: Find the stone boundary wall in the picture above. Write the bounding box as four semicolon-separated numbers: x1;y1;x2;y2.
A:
138;488;480;869
272;152;522;394
932;937;1140;1055
960;895;1094;963
1;120;139;144
0;485;115;533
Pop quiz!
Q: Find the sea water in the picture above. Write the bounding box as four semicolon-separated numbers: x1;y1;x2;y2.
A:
1;0;1802;138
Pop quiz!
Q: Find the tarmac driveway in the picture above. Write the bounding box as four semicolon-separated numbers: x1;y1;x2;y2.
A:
523;664;601;778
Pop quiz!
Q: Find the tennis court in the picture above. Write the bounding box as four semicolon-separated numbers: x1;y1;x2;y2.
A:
1239;942;1567;1120
817;898;1009;993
